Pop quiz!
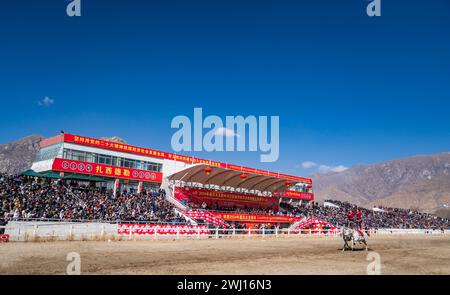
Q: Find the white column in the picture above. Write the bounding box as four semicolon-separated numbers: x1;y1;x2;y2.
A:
113;179;120;196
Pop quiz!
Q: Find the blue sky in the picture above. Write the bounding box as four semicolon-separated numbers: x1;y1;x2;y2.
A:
1;0;449;176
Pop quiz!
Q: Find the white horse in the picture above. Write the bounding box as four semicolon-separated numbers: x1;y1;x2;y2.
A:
342;227;368;251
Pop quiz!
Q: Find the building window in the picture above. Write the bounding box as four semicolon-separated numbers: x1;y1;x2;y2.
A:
35;144;63;162
62;148;162;172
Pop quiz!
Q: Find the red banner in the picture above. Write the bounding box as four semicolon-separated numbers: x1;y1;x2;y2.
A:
62;133;312;184
118;224;209;235
278;190;315;201
212;212;302;223
175;187;279;211
52;158;163;183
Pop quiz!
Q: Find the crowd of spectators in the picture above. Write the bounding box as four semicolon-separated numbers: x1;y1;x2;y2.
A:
2;172;450;230
0;173;186;225
280;199;450;230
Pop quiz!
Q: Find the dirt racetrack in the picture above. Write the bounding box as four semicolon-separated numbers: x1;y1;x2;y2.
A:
1;235;450;275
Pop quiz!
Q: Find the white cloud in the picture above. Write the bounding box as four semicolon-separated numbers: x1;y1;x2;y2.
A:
318;164;348;174
332;165;349;172
298;159;348;173
214;127;239;138
318;165;331;173
38;96;54;107
302;161;318;169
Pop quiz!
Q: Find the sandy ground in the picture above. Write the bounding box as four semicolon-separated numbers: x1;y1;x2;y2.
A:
1;235;450;275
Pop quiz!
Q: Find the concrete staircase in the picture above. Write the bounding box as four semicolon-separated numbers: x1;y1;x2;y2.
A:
184;210;228;227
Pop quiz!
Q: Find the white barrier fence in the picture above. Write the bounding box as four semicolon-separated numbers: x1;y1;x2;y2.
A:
370;228;448;235
5;221;118;242
3;221;449;242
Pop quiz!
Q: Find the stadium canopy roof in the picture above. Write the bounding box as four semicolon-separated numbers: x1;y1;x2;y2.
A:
20;169;43;177
21;170;104;181
21;170;62;179
62;173;106;182
168;164;299;193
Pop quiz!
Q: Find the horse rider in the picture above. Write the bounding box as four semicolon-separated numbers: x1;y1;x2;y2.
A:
355;209;364;236
347;209;355;229
356;209;362;229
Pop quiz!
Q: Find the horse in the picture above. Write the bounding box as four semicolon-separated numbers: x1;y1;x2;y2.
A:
342;227;368;251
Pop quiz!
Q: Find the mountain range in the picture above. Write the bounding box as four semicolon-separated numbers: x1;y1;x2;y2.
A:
312;152;450;213
0;135;43;175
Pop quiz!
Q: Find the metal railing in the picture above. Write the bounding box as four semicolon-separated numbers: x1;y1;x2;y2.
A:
11;217;195;225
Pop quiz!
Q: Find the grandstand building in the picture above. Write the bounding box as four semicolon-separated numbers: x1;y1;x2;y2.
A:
29;132;315;227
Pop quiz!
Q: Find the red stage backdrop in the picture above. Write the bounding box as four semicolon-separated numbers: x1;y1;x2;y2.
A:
52;158;163;183
174;187;279;211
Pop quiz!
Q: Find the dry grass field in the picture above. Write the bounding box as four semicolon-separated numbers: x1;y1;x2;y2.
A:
1;235;449;275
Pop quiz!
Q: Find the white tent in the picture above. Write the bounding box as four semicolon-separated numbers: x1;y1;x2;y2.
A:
372;207;385;212
323;202;340;208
